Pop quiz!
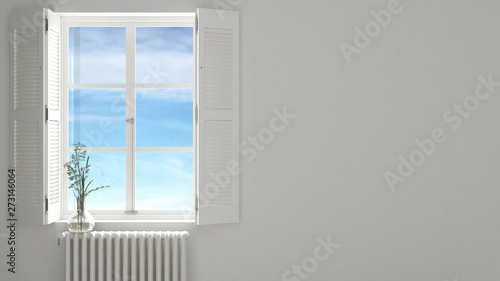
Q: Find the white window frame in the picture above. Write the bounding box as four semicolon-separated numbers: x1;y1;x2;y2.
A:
10;8;239;225
60;13;197;221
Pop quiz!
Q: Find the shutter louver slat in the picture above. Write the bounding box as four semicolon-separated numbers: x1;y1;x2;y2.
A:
48;120;59;204
14;120;40;207
204;27;234;110
14;29;40;111
204;121;234;206
48;29;60;112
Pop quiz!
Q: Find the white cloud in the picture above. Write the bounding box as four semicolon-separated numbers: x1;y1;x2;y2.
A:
136;88;193;104
136;52;193;84
70;52;126;84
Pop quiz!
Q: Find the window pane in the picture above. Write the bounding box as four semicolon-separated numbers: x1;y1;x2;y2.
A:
136;89;193;147
136;152;194;210
67;152;126;210
69;89;126;147
136;27;193;84
69;27;126;84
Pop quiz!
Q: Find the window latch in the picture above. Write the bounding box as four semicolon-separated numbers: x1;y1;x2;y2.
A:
195;104;198;124
126;118;135;124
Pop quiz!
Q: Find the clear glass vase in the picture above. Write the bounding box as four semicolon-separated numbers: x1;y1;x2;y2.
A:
67;197;95;233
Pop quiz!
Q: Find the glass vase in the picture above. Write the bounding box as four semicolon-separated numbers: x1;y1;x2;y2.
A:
67;197;95;233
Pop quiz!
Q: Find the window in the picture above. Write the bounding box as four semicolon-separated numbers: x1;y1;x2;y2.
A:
62;16;196;220
10;8;239;224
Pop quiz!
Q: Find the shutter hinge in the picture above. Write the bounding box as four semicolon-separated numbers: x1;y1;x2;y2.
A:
195;16;198;33
45;105;48;122
45;17;48;34
45;196;48;213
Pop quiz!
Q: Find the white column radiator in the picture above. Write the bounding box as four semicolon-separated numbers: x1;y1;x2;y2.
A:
57;231;189;281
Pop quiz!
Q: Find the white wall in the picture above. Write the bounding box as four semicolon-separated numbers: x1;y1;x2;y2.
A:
2;0;500;280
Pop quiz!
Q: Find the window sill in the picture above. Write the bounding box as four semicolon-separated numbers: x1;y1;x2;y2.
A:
59;210;196;223
56;219;195;223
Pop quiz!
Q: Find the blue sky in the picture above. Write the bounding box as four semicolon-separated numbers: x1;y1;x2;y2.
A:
69;27;126;84
136;27;193;84
68;27;193;84
68;27;194;211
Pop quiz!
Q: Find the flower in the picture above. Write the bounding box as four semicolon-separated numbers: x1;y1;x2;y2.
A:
63;142;109;198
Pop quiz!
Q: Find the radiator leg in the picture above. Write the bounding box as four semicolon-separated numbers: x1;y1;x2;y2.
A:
131;233;137;281
155;233;162;281
74;233;79;281
66;233;71;281
139;233;146;281
82;233;88;281
123;232;129;281
90;232;96;281
114;232;121;281
98;233;104;281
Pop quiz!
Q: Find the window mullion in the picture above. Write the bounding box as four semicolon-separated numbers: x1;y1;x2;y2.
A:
125;24;137;214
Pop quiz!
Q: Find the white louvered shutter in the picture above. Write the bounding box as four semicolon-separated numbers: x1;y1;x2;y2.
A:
45;9;62;224
10;8;61;225
196;8;240;225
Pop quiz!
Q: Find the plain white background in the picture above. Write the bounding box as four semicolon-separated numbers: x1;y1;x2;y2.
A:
2;0;500;280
